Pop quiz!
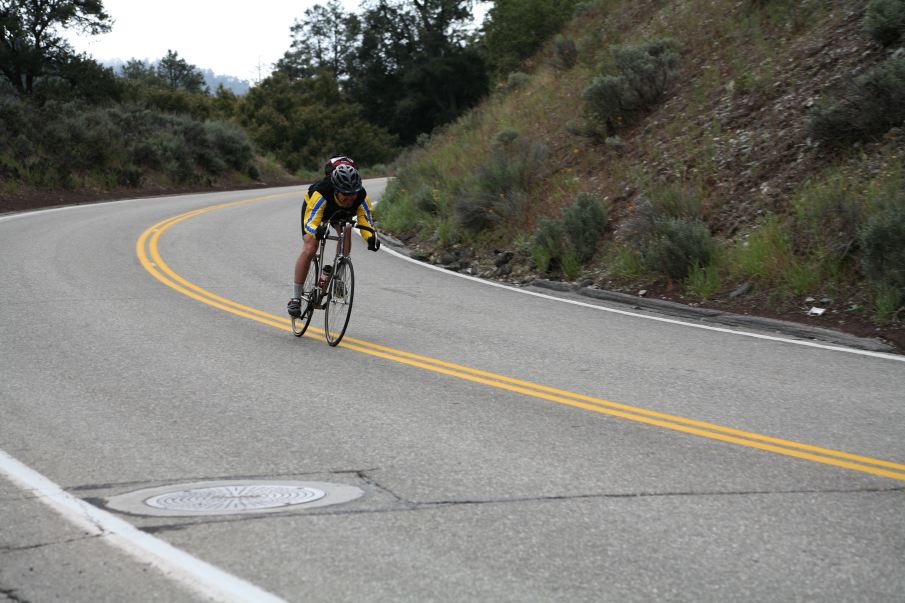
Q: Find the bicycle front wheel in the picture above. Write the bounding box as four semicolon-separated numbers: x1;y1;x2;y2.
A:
291;256;318;337
324;257;354;346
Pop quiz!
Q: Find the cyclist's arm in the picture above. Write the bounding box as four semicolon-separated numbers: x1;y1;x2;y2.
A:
303;191;327;237
356;194;376;241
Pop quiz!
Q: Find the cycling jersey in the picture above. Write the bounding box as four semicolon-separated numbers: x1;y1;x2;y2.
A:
302;179;375;242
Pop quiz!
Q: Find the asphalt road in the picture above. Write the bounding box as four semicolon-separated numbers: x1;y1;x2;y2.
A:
2;183;904;602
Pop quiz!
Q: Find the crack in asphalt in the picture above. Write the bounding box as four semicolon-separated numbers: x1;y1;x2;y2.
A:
0;535;99;556
0;586;29;603
357;470;411;507
130;482;905;535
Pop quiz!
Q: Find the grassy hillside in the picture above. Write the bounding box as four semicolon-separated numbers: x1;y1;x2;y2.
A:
377;0;905;347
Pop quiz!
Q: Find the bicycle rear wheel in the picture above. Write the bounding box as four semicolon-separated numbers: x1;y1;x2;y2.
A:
324;257;354;346
291;256;318;337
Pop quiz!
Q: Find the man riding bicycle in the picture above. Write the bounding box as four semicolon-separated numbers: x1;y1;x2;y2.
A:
288;163;380;317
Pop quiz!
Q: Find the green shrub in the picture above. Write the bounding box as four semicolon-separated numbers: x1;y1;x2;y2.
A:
605;246;646;278
725;216;822;295
494;129;520;146
728;216;792;283
552;36;579;71
583;39;679;132
612;40;680;105
647;182;704;219
455;142;548;231
505;72;531;91
860;203;905;292
865;0;905;46
412;185;439;214
149;131;194;183
456;188;529;231
561;251;583;280
203;121;254;172
782;260;823;295
808;57;905;148
872;282;904;323
435;217;457;247
685;261;722;298
530;193;608;276
532;217;564;273
583;75;630;131
561;192;608;262
641;217;715;281
792;175;862;262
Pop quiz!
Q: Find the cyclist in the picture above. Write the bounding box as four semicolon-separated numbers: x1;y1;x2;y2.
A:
288;163;380;317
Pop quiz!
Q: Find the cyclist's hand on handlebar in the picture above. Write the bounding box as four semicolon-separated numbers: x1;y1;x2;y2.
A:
367;236;380;252
315;224;328;240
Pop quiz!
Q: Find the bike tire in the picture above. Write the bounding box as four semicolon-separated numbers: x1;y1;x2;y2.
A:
291;255;319;337
324;257;354;346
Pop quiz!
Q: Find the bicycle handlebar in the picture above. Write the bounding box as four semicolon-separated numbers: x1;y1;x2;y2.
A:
323;211;377;238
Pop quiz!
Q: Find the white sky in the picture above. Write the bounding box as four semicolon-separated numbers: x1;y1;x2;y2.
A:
67;0;360;83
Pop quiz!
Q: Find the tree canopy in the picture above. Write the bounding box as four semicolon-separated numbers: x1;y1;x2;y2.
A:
0;0;111;95
239;71;397;172
290;0;490;145
482;0;579;76
276;0;361;81
157;50;207;93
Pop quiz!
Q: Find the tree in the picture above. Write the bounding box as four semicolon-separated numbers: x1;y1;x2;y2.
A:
482;0;578;76
276;0;361;81
32;51;120;103
211;83;238;120
157;49;206;93
0;0;111;95
238;71;397;171
121;58;161;83
347;0;488;143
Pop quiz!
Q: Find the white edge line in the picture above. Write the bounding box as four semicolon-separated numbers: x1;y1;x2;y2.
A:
0;449;287;603
381;245;905;363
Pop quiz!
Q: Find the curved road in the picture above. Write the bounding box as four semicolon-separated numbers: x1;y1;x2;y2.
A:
2;184;904;602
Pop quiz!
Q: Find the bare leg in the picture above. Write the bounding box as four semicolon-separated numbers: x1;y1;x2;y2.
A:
293;235;318;290
343;225;352;256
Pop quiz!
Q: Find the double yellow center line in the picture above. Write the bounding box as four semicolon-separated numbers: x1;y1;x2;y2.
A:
137;195;905;483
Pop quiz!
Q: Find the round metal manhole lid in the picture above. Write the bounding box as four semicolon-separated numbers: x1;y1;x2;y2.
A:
105;480;363;517
145;484;326;512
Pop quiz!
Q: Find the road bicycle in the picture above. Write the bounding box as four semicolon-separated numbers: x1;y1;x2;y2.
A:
291;213;375;346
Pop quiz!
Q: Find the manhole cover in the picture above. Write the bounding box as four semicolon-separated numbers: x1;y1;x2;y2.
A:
105;480;363;517
145;484;326;512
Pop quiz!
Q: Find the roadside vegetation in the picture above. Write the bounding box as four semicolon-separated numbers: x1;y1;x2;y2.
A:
0;0;500;196
376;0;905;336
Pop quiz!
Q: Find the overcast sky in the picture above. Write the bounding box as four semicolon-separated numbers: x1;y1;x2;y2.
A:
67;0;361;82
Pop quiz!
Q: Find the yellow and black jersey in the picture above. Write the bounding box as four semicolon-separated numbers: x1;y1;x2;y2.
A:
302;179;375;241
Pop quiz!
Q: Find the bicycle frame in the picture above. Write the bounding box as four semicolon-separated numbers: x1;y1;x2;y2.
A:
309;213;375;309
311;218;351;308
